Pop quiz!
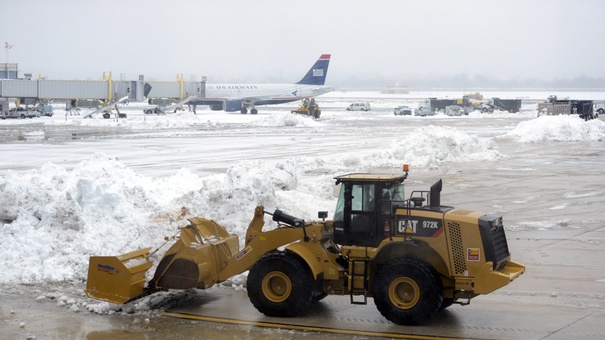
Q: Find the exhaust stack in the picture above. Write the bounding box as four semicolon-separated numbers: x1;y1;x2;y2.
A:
430;179;442;208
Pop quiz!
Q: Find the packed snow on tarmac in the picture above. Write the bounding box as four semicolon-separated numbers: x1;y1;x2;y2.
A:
1;103;604;316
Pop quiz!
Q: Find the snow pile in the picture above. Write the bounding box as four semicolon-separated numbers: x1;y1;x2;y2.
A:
0;154;329;284
0;154;200;283
506;115;605;142
43;114;206;130
40;111;323;130
253;112;323;127
270;125;502;174
366;125;503;168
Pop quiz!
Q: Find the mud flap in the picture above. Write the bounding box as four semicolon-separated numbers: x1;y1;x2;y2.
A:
85;247;153;304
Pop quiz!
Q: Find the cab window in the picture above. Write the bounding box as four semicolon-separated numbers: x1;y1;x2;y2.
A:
380;183;405;214
351;184;375;212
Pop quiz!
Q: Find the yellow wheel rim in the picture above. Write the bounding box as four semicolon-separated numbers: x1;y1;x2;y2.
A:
388;277;420;309
262;271;292;303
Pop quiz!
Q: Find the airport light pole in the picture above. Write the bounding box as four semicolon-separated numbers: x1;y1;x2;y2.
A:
5;42;13;79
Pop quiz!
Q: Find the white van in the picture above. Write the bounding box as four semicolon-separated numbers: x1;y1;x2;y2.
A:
346;102;371;111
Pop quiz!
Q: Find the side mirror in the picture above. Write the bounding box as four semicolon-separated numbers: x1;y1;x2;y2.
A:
318;211;328;220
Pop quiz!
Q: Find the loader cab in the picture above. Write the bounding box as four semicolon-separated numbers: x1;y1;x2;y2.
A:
333;174;407;247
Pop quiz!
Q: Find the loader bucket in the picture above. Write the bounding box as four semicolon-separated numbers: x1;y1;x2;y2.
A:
85;247;153;304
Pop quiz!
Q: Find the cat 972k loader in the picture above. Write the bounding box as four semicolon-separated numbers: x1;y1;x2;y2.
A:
85;165;524;325
291;97;321;119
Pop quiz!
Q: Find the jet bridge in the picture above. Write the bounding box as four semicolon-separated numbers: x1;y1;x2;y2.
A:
0;73;142;101
145;74;205;99
143;74;206;114
0;73;206;118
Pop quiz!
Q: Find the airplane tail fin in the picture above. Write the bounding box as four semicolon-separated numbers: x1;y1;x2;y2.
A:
296;54;331;86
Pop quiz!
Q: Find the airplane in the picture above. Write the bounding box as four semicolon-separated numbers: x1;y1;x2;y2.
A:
190;54;333;114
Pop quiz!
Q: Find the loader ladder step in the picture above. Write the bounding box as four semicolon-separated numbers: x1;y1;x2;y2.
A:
350;259;368;305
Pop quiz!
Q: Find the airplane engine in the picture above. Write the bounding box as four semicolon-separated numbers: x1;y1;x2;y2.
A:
223;100;243;112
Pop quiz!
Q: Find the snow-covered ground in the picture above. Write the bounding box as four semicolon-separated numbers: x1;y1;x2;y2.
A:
1;91;604;320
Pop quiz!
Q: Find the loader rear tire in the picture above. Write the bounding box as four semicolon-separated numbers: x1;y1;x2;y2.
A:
247;251;313;317
373;258;442;325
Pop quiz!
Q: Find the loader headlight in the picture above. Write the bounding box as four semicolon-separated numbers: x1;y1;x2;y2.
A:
491;217;503;231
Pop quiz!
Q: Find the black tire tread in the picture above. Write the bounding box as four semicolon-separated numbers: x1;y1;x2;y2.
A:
372;258;442;325
247;251;314;317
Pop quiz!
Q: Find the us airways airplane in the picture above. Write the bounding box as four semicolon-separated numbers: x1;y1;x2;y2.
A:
191;54;333;114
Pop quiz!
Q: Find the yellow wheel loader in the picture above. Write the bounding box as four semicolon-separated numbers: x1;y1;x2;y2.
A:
291;98;321;119
85;165;524;325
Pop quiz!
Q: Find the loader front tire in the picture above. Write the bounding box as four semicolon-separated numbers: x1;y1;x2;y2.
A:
247;251;313;317
440;297;454;310
373;258;442;326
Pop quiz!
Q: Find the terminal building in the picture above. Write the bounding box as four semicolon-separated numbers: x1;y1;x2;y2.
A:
1;63;18;79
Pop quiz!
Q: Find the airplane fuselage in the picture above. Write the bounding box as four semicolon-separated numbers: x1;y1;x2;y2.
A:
204;83;332;106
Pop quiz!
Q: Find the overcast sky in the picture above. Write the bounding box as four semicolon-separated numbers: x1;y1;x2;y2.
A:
2;0;604;87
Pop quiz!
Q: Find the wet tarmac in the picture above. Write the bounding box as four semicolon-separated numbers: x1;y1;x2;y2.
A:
1;283;354;340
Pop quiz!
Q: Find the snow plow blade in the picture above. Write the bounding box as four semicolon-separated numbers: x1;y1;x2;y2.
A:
85;247;153;304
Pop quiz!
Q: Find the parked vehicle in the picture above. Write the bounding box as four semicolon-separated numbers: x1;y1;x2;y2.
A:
594;102;604;116
414;106;434;116
537;96;598;120
3;107;39;119
394;105;412;116
445;105;464;116
346;102;371;111
35;104;54;117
